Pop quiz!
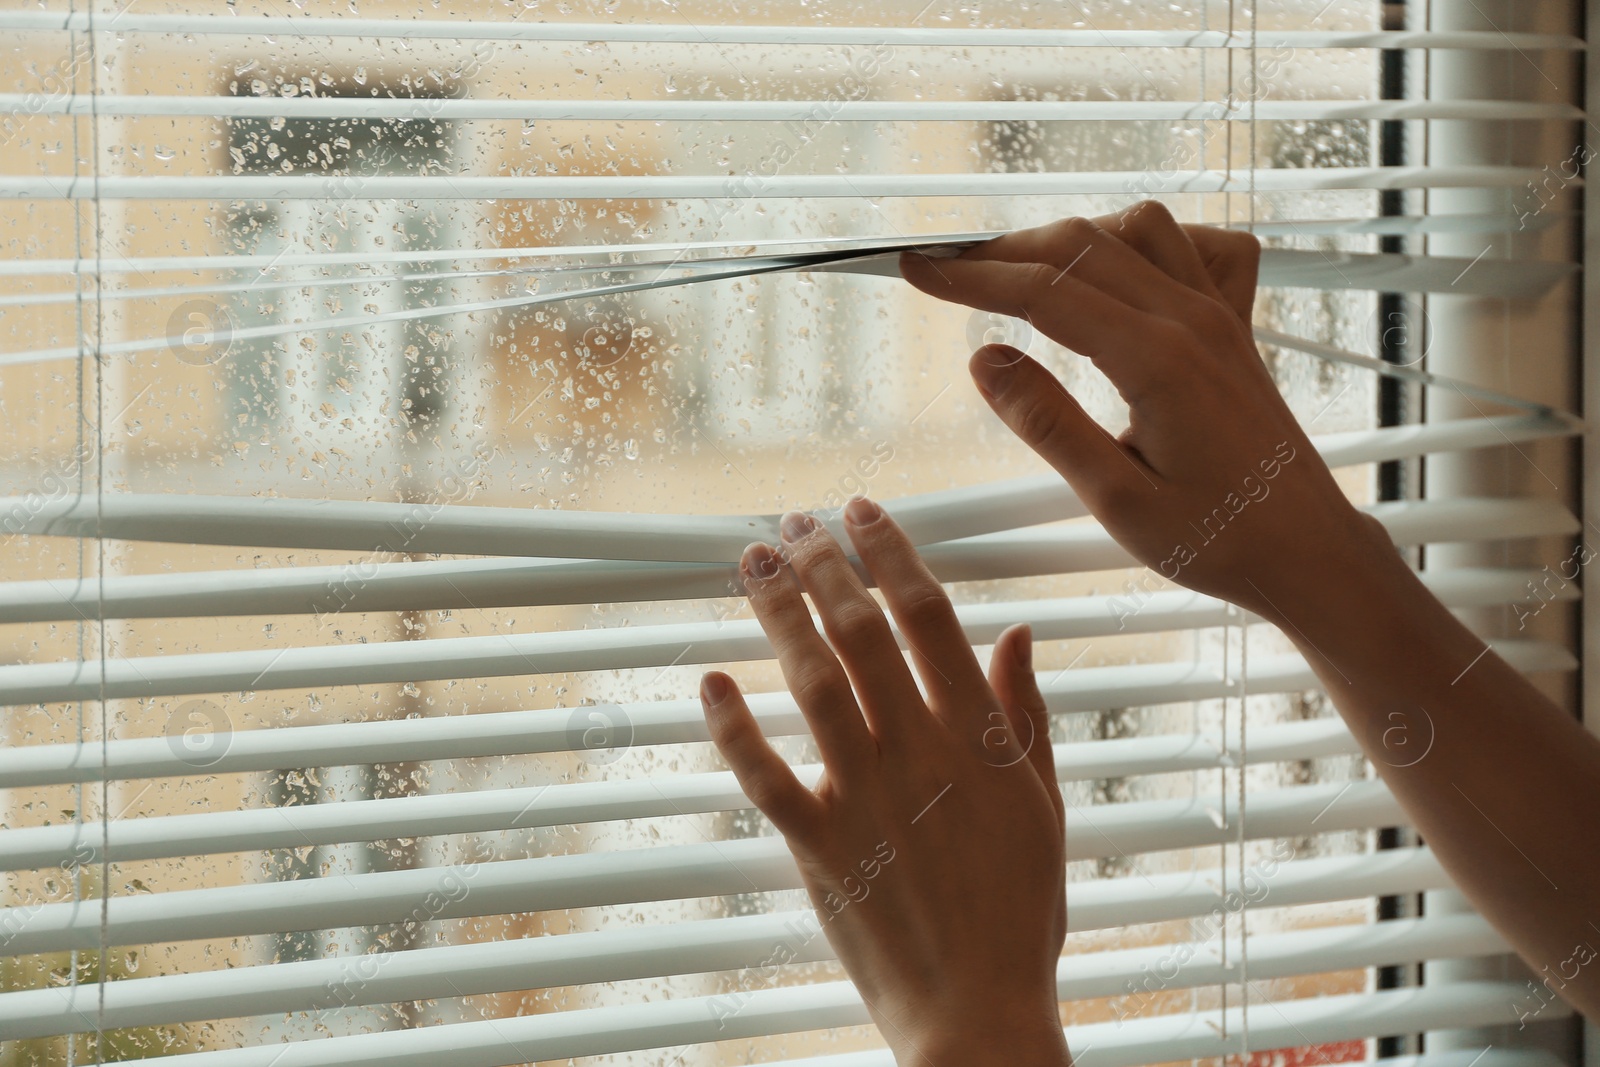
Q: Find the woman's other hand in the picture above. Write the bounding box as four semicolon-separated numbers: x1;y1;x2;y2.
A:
699;498;1071;1066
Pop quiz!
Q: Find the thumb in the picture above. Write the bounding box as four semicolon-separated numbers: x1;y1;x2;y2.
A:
988;623;1061;816
969;344;1153;505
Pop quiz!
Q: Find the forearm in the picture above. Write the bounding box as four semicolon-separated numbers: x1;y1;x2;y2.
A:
1260;528;1600;1016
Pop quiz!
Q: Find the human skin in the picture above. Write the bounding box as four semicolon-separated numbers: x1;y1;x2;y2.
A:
701;505;1072;1066
700;202;1600;1062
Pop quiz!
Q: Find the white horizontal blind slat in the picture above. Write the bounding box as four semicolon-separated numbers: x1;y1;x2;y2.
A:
1259;249;1575;297
2;476;1087;560
0;578;1574;708
0;844;1454;957
0;14;1581;48
2;95;1579;122
0;225;1568;318
0;485;1577;565
1246;212;1570;237
0;729;1398;868
1255;327;1577;419
94;981;1565;1067
0;538;1572;626
785;1053;1564;1067
0;166;1561;201
0;251;1577;370
0;215;1563;280
1;912;1507;1041
7;414;1579;570
0;621;1571;789
0;572;1568;696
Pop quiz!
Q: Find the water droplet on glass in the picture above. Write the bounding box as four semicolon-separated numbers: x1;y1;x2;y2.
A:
154;144;176;161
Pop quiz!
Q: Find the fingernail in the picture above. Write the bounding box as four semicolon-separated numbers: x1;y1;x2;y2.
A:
1014;624;1033;670
743;541;781;581
701;672;729;705
970;347;1019;399
845;496;881;526
976;343;1027;368
780;510;817;544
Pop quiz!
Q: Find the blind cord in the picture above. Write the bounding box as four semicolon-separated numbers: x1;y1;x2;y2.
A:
1241;0;1258;1048
78;0;111;1057
64;0;86;1056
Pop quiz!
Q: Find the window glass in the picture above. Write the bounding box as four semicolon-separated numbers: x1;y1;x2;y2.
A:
0;2;1386;1062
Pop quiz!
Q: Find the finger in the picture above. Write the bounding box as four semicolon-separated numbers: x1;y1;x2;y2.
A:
741;541;877;774
1181;223;1262;324
988;624;1063;822
914;215;1208;320
701;670;823;842
1091;200;1222;303
900;252;1174;402
968;344;1160;505
841;496;990;728
778;511;923;742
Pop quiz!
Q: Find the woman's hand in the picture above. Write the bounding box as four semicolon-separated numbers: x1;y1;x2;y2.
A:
898;203;1600;1023
699;498;1071;1066
899;201;1396;625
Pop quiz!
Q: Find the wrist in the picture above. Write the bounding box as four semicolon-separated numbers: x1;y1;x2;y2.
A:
1251;509;1478;675
1248;509;1411;638
907;1032;1072;1067
900;1007;1072;1067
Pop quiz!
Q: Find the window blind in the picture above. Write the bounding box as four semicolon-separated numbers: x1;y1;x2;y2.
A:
0;2;1584;1066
